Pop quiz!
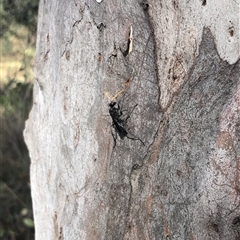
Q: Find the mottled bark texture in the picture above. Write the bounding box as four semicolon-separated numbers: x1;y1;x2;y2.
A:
24;0;239;239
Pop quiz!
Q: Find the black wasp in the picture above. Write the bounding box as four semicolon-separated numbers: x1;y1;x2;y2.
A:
108;101;144;147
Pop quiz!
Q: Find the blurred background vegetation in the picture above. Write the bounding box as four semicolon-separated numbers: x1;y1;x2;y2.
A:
0;0;39;239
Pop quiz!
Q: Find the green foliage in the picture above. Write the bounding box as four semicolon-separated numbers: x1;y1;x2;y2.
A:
0;0;39;37
0;80;34;240
0;81;32;116
1;8;36;83
0;1;38;239
23;218;34;228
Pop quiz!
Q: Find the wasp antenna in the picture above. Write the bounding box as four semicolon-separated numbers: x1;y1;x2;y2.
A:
112;89;125;102
104;91;113;101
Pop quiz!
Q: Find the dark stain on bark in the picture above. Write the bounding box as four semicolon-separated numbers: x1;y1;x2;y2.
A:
139;0;149;10
232;216;240;226
65;50;70;60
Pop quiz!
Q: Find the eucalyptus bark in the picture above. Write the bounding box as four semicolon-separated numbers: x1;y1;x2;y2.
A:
24;0;240;239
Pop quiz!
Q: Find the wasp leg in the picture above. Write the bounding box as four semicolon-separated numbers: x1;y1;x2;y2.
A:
125;104;138;122
126;133;145;145
111;127;117;148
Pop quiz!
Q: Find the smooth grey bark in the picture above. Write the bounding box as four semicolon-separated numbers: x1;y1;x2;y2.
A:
24;0;240;239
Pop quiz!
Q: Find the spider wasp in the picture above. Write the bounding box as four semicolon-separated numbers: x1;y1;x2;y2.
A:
104;88;144;147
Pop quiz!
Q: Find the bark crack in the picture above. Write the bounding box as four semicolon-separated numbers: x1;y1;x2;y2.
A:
140;0;161;109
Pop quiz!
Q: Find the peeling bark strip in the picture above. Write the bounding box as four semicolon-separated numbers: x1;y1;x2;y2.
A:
24;0;239;239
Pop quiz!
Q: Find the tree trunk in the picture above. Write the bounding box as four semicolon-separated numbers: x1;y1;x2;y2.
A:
24;0;240;239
